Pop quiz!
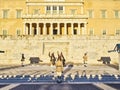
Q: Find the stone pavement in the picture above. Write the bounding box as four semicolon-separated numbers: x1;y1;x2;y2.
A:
0;63;119;76
0;64;120;90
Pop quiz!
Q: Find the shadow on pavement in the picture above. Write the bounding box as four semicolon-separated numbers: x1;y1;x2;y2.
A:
107;64;118;70
62;64;73;75
0;64;30;71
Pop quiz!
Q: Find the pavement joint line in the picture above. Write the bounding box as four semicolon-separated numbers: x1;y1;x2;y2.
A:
93;83;116;90
0;84;20;90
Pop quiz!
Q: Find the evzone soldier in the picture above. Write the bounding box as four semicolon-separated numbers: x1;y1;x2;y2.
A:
60;52;66;67
21;53;25;67
55;53;63;78
49;52;56;66
83;53;88;67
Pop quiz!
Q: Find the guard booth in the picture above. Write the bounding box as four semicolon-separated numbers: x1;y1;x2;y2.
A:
29;57;42;64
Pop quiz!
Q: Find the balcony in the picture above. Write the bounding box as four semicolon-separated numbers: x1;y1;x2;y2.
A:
22;14;88;19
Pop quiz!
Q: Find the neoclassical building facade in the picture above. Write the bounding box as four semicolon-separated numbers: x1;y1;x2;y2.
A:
0;0;120;64
0;0;88;36
0;0;120;36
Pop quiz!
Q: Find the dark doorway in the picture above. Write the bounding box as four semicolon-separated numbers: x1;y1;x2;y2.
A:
34;29;37;35
53;29;57;35
74;29;77;35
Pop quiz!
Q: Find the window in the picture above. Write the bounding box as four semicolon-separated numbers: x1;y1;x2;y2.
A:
17;30;20;35
16;10;22;18
89;29;94;35
59;6;63;14
102;30;106;35
47;6;51;10
88;10;93;18
114;10;119;18
101;10;107;18
3;10;9;18
34;9;39;15
116;29;120;35
3;30;7;36
71;9;76;15
46;6;51;14
53;6;57;14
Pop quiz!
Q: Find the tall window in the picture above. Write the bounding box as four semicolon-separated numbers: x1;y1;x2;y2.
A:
102;30;106;35
46;6;64;14
34;9;39;15
59;6;63;14
114;10;119;18
17;29;20;35
101;10;107;18
116;29;120;35
89;28;94;35
53;6;57;14
88;10;93;18
3;30;7;36
3;10;9;19
46;6;51;14
16;10;22;18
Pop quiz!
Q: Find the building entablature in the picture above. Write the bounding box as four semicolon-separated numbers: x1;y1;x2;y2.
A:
26;0;84;3
23;18;87;23
22;14;88;19
26;2;83;6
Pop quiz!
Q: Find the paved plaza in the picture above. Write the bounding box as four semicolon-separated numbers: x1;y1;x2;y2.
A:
0;63;120;90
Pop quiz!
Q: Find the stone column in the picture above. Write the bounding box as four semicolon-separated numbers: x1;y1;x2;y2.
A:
78;23;80;35
43;23;46;35
30;23;32;35
37;23;39;35
24;23;29;35
82;23;87;35
50;23;53;35
32;27;34;35
64;23;67;35
71;23;74;35
57;23;60;35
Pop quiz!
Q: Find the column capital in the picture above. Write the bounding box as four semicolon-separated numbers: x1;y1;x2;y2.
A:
29;22;32;24
71;22;74;24
36;22;39;24
43;22;46;25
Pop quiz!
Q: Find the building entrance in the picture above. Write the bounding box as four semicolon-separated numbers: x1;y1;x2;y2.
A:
53;29;57;35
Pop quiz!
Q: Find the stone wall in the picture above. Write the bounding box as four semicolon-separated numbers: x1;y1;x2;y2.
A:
0;35;119;65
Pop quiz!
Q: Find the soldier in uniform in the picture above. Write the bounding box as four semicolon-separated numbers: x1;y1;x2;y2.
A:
60;52;66;67
83;53;88;67
52;52;56;65
21;53;25;67
49;52;56;66
55;54;63;77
